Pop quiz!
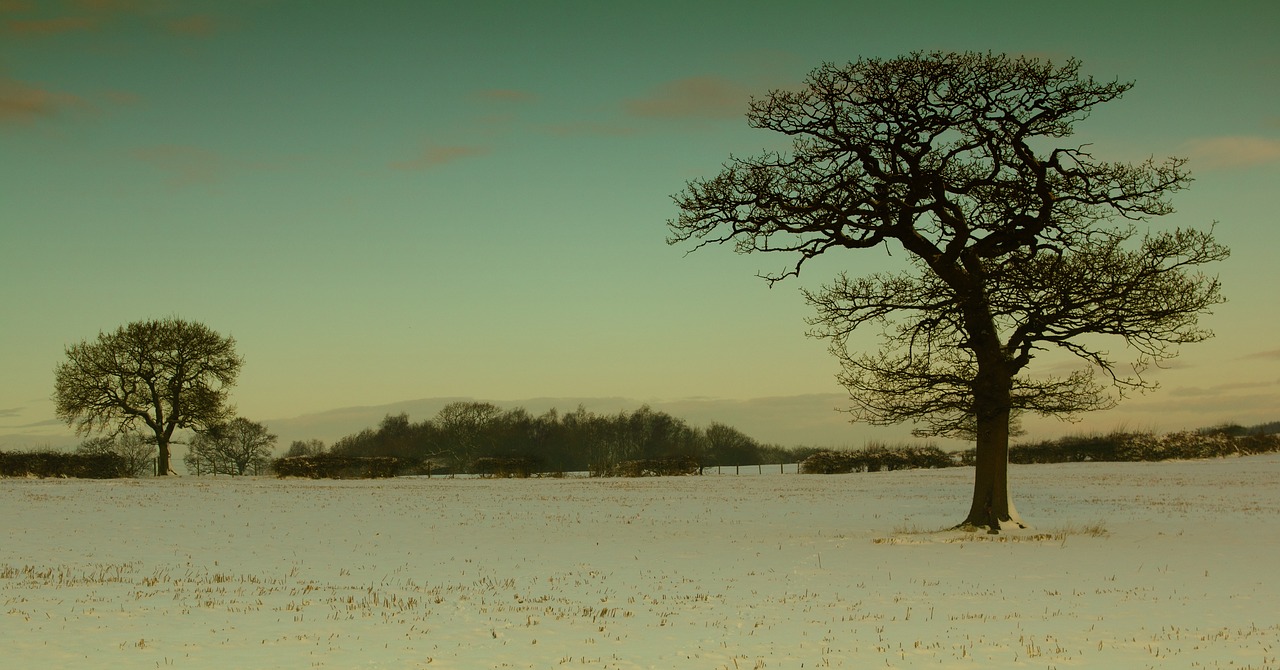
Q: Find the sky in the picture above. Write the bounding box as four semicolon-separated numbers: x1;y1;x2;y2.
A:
2;0;1278;448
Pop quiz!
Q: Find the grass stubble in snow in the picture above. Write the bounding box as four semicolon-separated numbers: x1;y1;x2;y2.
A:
2;455;1278;669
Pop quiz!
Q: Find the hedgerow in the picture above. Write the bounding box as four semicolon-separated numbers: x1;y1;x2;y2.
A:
473;456;542;478
800;445;954;474
958;430;1280;466
0;451;126;478
801;430;1280;474
271;455;408;479
595;456;701;477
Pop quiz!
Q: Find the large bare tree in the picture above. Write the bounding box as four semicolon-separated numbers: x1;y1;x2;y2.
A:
54;318;243;476
669;52;1227;531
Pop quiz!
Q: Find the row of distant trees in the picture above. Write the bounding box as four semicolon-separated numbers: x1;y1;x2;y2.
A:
303;402;803;476
68;413;1278;479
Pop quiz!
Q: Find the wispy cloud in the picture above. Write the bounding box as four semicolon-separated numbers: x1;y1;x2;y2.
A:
623;76;751;120
13;417;65;428
0;407;21;419
0;72;87;124
165;14;217;37
2;1;223;38
1244;348;1280;360
102;89;141;106
2;15;98;35
132;144;225;187
472;89;537;104
1168;379;1277;398
541;120;638;137
71;0;146;10
389;144;490;171
0;70;141;127
1185;136;1280;170
0;0;140;35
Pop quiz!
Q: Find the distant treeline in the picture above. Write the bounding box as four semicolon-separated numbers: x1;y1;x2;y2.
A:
304;405;1280;478
309;402;810;476
4;418;1278;479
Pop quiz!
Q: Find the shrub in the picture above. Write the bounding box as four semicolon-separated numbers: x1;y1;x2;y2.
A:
799;451;851;474
600;456;701;477
1238;433;1280;455
473;456;542;478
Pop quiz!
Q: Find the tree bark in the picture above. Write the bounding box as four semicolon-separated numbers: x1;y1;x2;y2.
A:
156;436;171;476
960;358;1026;532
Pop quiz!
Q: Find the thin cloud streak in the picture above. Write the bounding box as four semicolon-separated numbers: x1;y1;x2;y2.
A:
389;144;490;171
2;16;98;35
623;76;751;120
472;89;537;104
1185;136;1280;170
541;121;638;137
71;0;148;11
102;89;141;106
1168;379;1278;398
1124;389;1280;418
165;14;218;37
0;73;87;123
14;417;63;428
3;2;222;38
132;144;225;187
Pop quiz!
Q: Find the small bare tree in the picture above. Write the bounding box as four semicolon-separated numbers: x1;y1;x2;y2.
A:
284;439;326;457
185;417;277;476
76;432;156;477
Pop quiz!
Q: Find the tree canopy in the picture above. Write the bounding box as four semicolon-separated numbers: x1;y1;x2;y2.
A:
669;52;1227;530
54;318;243;476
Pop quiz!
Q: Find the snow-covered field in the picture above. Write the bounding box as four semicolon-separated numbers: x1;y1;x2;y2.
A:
3;456;1278;669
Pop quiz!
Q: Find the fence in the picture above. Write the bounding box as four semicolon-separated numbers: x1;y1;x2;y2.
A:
701;463;801;475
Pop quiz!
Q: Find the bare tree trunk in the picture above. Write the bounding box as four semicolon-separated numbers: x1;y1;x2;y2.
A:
156;437;171;476
960;361;1026;532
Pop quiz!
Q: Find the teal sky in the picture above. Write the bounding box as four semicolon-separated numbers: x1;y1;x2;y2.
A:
3;0;1277;445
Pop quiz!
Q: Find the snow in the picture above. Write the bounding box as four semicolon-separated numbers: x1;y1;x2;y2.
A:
3;455;1278;669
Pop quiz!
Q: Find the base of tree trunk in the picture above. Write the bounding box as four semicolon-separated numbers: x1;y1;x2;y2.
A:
952;517;1029;535
954;497;1027;535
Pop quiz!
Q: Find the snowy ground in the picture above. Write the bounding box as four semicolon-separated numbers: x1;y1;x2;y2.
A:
3;455;1278;669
